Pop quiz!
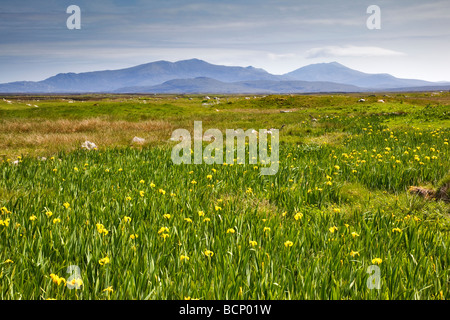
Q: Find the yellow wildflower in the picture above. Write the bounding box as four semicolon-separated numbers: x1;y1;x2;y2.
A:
103;286;114;293
160;233;169;240
50;274;66;286
329;226;338;233
68;278;83;288
249;240;258;247
180;255;190;262
284;240;293;248
99;256;110;266
226;228;235;234
350;250;360;257
294;212;303;220
96;223;109;235
158;227;169;234
372;258;383;265
204;250;214;257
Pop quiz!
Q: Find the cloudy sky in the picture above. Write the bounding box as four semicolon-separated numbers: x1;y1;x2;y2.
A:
1;0;449;83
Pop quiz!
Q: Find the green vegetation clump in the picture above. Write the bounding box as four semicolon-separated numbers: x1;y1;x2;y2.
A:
0;92;449;300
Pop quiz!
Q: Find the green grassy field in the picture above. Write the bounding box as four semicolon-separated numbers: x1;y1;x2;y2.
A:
0;92;449;299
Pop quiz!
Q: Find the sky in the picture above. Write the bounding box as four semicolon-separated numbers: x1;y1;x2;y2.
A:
1;0;450;83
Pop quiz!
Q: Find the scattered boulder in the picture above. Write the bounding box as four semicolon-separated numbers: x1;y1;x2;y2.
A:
169;136;184;142
81;141;98;150
203;135;215;142
131;136;145;145
358;99;365;102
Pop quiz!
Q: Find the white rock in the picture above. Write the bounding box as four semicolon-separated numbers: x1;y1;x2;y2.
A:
131;136;145;144
81;141;98;150
169;136;183;142
203;135;216;142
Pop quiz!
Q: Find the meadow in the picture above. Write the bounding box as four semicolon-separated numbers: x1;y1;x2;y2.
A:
0;92;449;299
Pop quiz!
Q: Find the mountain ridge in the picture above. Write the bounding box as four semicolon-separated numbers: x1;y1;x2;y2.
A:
285;62;435;88
114;76;363;94
0;59;447;94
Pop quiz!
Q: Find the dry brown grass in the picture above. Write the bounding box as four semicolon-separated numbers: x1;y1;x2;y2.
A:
408;184;450;203
0;118;175;158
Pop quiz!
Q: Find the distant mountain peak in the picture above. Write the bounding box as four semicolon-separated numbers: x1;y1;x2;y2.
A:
285;61;434;88
0;58;442;93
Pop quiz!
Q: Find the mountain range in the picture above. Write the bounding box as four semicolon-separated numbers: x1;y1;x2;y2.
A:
1;59;449;94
